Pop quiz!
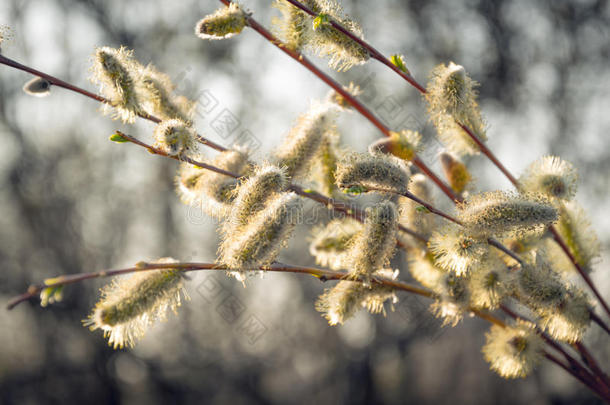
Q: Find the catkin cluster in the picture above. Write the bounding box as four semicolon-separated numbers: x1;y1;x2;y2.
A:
29;1;602;389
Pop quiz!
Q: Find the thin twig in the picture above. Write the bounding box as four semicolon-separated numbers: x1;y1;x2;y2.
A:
7;261;435;310
0;54;425;245
277;0;610;323
218;0;459;204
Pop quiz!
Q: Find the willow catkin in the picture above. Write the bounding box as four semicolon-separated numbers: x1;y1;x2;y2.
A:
272;0;320;51
537;286;591;343
219;192;301;274
83;257;188;349
425;62;487;156
519;156;578;201
335;151;411;195
176;150;250;218
429;272;471;326
153;119;198;156
90;46;144;123
428;223;490;276
224;164;288;233
457;191;557;238
272;0;369;71
195;3;246;40
138;65;194;122
399;174;436;242
346;201;398;283
274;101;338;179
468;253;515;310
551;201;600;274
309;218;363;270
316;269;398;325
482;320;544;379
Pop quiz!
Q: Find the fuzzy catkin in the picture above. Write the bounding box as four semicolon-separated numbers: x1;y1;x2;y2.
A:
176;150;250;218
425;62;487;156
83;258;187;349
138;65;194;122
554;201;600;273
482;320;544;379
468;253;514;310
399;174;437;242
272;0;369;71
335;151;411;195
153;119;197;156
458;191;557;238
428;223;490;276
274;101;338;179
195;3;246;40
346;201;398;283
311;133;339;196
219;192;301;273
537;286;591;343
91;46;144;123
429;272;471;326
316;269;398;325
309;218;362;270
519;156;578;201
224;164;287;233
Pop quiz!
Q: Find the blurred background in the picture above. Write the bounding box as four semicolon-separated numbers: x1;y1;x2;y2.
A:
1;0;609;403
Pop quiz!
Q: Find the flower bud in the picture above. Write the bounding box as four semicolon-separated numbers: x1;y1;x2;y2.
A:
369;130;422;162
440;152;472;194
23;77;51;97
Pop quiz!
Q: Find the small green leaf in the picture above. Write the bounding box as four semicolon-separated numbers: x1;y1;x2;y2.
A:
302;188;314;193
109;132;129;143
344;185;367;195
390;54;410;75
415;205;430;213
313;13;330;30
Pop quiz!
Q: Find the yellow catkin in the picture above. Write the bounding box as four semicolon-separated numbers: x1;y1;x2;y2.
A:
195;3;246;40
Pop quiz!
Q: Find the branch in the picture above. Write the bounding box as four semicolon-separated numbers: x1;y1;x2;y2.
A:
115;131;425;245
218;0;460;204
7;261;436;310
274;0;610;321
